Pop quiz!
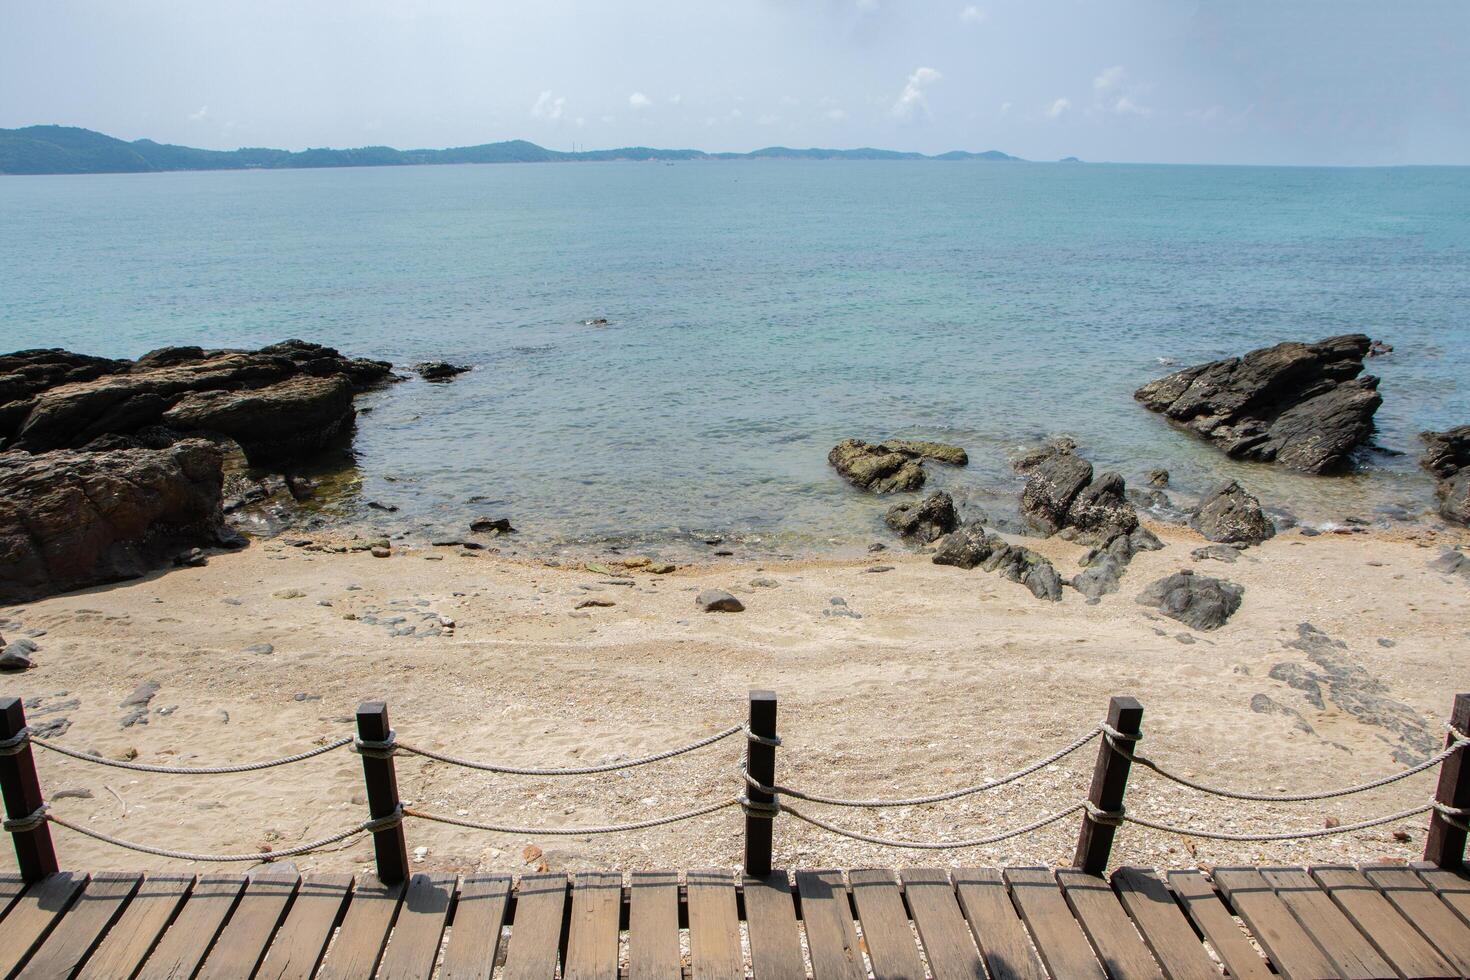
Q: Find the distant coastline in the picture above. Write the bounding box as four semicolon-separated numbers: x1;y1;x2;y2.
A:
0;124;1021;176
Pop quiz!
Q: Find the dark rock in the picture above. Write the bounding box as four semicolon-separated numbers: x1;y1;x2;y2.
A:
173;548;209;568
1064;471;1139;539
931;522;994;569
1420;425;1470;480
884;491;957;543
1367;339;1393;357
0;441;226;603
470;517;515;535
1249;693;1314;733
827;439;966;493
1191;544;1241;564
1135;569;1243;631
1146;468;1170;487
697;589;744;613
1433;467;1470;526
120;681;159;709
413;361;471;382
1022;561;1063;601
1134;334;1381;473
865;565;894;573
1019;450;1093;534
366;501;398;513
160;375;355;466
1072;560;1123;599
1191;480;1275;544
931;522;1060;601
1430;548;1470;582
0;647;33;670
1129;526;1164;551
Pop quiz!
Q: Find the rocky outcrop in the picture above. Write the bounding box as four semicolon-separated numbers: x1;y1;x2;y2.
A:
885;491;957;542
1016;446;1138;541
828;439;967;493
0;441;229;602
1135;569;1243;631
1190;481;1275;544
1421;426;1470;526
1;340;395;464
932;521;1062;601
1134;335;1381;474
1071;525;1163;599
414;362;471;382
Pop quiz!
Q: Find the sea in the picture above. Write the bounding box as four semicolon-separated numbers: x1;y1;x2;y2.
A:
2;160;1468;556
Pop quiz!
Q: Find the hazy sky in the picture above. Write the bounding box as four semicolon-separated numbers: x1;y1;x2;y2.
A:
3;1;1468;165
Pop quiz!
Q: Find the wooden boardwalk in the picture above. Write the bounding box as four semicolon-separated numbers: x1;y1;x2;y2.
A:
3;863;1470;979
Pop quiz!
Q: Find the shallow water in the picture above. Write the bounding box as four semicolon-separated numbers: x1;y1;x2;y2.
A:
3;161;1468;553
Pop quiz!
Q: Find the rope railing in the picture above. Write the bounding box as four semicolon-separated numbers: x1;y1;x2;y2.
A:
1;690;1468;881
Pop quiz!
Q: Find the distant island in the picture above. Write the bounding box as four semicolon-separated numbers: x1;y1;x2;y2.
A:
0;125;1021;175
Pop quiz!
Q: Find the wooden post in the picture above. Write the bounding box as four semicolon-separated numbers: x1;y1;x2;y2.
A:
356;701;408;884
1074;695;1142;875
743;690;778;877
1425;692;1470;869
1;697;59;882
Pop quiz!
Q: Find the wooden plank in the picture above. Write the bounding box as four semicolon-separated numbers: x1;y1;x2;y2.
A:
686;870;743;980
1212;867;1340;980
627;871;680;980
1310;866;1455;979
255;873;353;980
0;873;27;922
743;871;806;980
795;870;865;979
1004;867;1106;980
1364;865;1470;976
1057;870;1164;980
196;868;300;979
1109;869;1219;980
1259;866;1393;979
15;872;138;980
439;874;511;980
0;872;85;977
136;872;245;980
899;868;984;980
952;868;1045;980
500;872;569;980
377;872;455;979
564;871;622;980
76;874;194;980
313;874;405;980
848;869;926;980
1166;871;1272;980
1417;865;1470;926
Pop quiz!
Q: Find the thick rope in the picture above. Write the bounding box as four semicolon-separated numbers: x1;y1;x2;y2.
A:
1432;802;1470;833
1106;727;1469;803
403;798;737;835
393;725;741;775
45;812;382;862
0;728;31;757
30;735;354;774
1119;804;1433;842
781;801;1086;849
745;726;1101;808
3;804;49;834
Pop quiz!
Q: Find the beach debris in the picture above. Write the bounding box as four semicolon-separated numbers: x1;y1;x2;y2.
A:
1135;569;1242;631
1190;480;1275;544
1134;334;1381;474
470;516;515;535
413;361;471;382
1420;425;1470;526
696;589;745;613
576;598;615;609
827;438;967;493
884;490;957;543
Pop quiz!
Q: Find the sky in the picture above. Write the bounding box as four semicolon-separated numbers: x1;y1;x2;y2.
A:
2;0;1468;166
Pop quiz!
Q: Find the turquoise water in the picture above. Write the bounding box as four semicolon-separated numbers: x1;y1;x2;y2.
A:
2;161;1469;553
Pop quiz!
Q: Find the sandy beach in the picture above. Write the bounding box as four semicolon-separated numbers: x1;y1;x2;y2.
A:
3;518;1467;879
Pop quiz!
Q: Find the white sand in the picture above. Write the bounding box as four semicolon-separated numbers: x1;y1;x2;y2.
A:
2;520;1467;878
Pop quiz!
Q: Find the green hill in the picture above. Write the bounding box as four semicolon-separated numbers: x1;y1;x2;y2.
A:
0;125;1021;175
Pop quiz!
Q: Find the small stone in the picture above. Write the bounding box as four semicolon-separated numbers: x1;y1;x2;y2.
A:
1324;816;1341;828
576;598;615;609
1377;638;1396;648
245;642;275;655
52;788;93;800
750;578;780;588
413;845;429;862
371;547;391;558
868;542;887;552
697;589;745;613
1392;829;1412;843
620;557;651;568
865;565;894;573
221;597;243;606
648;563;676;574
272;589;306;599
120;681;160;708
470;517;515;535
0;649;34;671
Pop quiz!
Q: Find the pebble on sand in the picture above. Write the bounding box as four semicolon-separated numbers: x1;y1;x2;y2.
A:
697;589;745;613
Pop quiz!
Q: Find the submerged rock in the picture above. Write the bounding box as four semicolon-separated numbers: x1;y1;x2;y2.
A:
0;440;226;603
1190;480;1276;544
1019;449;1094;535
470;517;516;535
1018;445;1140;542
413;362;471;382
1135;569;1243;631
884;491;957;543
1134;334;1381;474
828;438;966;493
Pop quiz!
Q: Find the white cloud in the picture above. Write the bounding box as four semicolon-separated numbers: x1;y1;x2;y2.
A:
668;93;682;105
1112;96;1150;117
959;5;987;24
1093;65;1125;92
531;91;565;121
628;92;652;109
1046;97;1071;119
189;105;209;121
892;66;941;120
826;107;848;121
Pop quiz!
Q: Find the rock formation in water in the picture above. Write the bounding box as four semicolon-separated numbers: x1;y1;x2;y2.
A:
1190;480;1275;544
1420;426;1470;526
1134;334;1381;474
0;441;230;602
884;491;958;542
1015;444;1139;542
828;438;967;493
